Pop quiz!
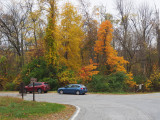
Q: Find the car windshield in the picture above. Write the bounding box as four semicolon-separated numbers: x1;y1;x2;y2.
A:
81;85;85;88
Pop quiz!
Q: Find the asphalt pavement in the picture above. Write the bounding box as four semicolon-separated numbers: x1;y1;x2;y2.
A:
0;92;160;120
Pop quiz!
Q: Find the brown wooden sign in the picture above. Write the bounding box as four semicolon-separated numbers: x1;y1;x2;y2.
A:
30;78;37;83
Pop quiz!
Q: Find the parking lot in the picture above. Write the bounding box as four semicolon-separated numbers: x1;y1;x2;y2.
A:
0;92;160;120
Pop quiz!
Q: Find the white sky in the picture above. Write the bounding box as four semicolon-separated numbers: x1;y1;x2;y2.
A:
1;0;160;17
59;0;160;15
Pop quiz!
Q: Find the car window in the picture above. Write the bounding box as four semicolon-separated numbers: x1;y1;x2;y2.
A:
68;84;72;88
71;85;80;88
65;84;72;88
37;83;42;86
71;85;76;88
29;84;33;87
75;85;79;88
44;83;48;86
34;83;42;86
81;85;85;88
34;83;38;86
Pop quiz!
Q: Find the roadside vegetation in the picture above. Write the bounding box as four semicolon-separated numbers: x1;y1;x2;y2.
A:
0;96;75;120
0;0;160;93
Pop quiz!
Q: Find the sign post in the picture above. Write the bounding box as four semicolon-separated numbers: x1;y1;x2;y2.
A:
19;82;26;99
30;78;37;101
33;82;35;101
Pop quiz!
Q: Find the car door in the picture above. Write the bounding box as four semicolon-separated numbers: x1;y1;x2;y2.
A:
28;83;33;92
63;85;71;93
70;85;76;94
34;83;39;92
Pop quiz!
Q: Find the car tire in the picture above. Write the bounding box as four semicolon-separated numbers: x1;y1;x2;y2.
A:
59;90;63;94
37;88;42;94
76;91;80;95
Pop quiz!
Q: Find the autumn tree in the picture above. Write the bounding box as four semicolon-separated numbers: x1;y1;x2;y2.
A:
79;59;99;83
94;20;128;74
59;2;84;71
44;0;58;66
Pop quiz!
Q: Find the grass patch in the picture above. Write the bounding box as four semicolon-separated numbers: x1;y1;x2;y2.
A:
0;96;65;120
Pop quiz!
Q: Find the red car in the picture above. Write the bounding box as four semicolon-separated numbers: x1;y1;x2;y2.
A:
25;82;50;93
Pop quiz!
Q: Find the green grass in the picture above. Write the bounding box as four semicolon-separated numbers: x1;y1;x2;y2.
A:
0;96;65;120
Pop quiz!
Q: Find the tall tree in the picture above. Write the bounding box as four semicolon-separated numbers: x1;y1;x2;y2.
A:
94;20;128;74
78;0;98;65
44;0;58;66
59;2;84;71
131;3;154;76
0;0;32;68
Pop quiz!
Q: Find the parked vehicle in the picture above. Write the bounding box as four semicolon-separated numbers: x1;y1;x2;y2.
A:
25;82;50;93
57;84;87;95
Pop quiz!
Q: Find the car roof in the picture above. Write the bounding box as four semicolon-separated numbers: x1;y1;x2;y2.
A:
68;84;83;86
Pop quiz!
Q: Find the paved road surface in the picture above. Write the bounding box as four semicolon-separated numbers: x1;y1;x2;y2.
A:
0;93;160;120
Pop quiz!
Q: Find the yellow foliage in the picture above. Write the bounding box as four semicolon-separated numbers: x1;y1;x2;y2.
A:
58;70;77;84
125;73;136;87
58;2;84;71
146;65;160;90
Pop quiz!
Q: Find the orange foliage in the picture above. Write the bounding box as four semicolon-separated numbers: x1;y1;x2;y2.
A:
79;59;99;83
94;20;128;73
94;20;136;87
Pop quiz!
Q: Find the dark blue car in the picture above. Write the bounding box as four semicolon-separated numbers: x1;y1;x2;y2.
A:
57;84;87;95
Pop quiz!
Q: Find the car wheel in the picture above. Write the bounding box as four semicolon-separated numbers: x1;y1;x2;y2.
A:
37;88;42;94
59;90;63;94
76;91;80;95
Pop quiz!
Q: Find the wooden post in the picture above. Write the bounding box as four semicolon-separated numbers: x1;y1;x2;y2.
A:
135;85;137;93
33;82;35;101
20;82;25;99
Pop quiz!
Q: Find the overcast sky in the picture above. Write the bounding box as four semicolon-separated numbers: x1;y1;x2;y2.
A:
59;0;160;15
1;0;160;16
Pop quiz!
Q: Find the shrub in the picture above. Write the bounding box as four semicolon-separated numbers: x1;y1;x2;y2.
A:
57;70;76;85
87;72;130;92
107;72;129;92
87;74;110;92
147;70;160;91
133;75;147;84
4;82;16;91
39;77;59;90
21;57;57;85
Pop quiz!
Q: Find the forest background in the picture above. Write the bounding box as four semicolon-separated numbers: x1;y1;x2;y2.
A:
0;0;160;92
